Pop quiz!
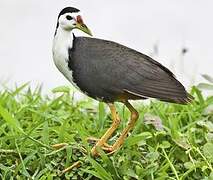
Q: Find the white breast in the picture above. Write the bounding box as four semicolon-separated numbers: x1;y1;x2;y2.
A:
52;27;79;90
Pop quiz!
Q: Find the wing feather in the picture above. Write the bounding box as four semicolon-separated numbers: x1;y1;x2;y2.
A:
72;37;193;104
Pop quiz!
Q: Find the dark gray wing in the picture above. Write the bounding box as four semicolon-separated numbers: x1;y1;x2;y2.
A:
69;37;192;104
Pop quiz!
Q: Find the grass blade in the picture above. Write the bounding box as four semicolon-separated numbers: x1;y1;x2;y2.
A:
87;157;113;180
0;104;23;133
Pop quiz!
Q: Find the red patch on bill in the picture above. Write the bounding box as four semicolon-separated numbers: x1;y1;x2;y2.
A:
77;15;84;24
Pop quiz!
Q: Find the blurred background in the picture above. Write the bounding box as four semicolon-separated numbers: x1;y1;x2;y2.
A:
0;0;212;93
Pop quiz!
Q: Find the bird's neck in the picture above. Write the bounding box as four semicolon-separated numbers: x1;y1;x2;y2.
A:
52;27;75;70
53;27;74;51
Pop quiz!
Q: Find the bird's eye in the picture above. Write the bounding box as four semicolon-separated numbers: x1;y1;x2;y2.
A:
66;15;73;20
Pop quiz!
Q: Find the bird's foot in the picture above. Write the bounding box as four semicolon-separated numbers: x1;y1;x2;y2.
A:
91;143;121;156
87;137;122;156
87;137;114;156
86;137;111;148
91;145;113;156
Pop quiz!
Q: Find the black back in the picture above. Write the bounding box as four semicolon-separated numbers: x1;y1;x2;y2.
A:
68;37;193;104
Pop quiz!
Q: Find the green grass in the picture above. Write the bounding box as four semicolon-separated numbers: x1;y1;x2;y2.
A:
0;84;213;179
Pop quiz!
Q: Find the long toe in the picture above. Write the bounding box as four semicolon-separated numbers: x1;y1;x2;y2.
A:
90;143;114;156
86;137;112;148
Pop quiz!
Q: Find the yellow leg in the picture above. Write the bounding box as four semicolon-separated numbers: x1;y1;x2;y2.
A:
91;103;121;156
87;137;112;148
109;101;139;153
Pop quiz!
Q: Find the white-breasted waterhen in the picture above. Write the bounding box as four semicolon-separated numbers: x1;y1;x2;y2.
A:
52;7;193;156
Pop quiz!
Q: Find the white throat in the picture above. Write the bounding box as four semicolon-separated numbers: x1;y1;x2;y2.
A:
53;27;74;62
52;27;76;84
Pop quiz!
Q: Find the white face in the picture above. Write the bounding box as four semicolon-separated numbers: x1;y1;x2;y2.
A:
58;12;80;31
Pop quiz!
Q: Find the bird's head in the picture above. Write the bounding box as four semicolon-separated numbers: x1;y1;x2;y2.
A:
55;7;92;36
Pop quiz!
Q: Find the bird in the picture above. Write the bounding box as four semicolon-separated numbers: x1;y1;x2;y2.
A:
52;7;193;156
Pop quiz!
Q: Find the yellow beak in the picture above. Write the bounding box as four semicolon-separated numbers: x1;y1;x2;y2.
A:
75;23;93;36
